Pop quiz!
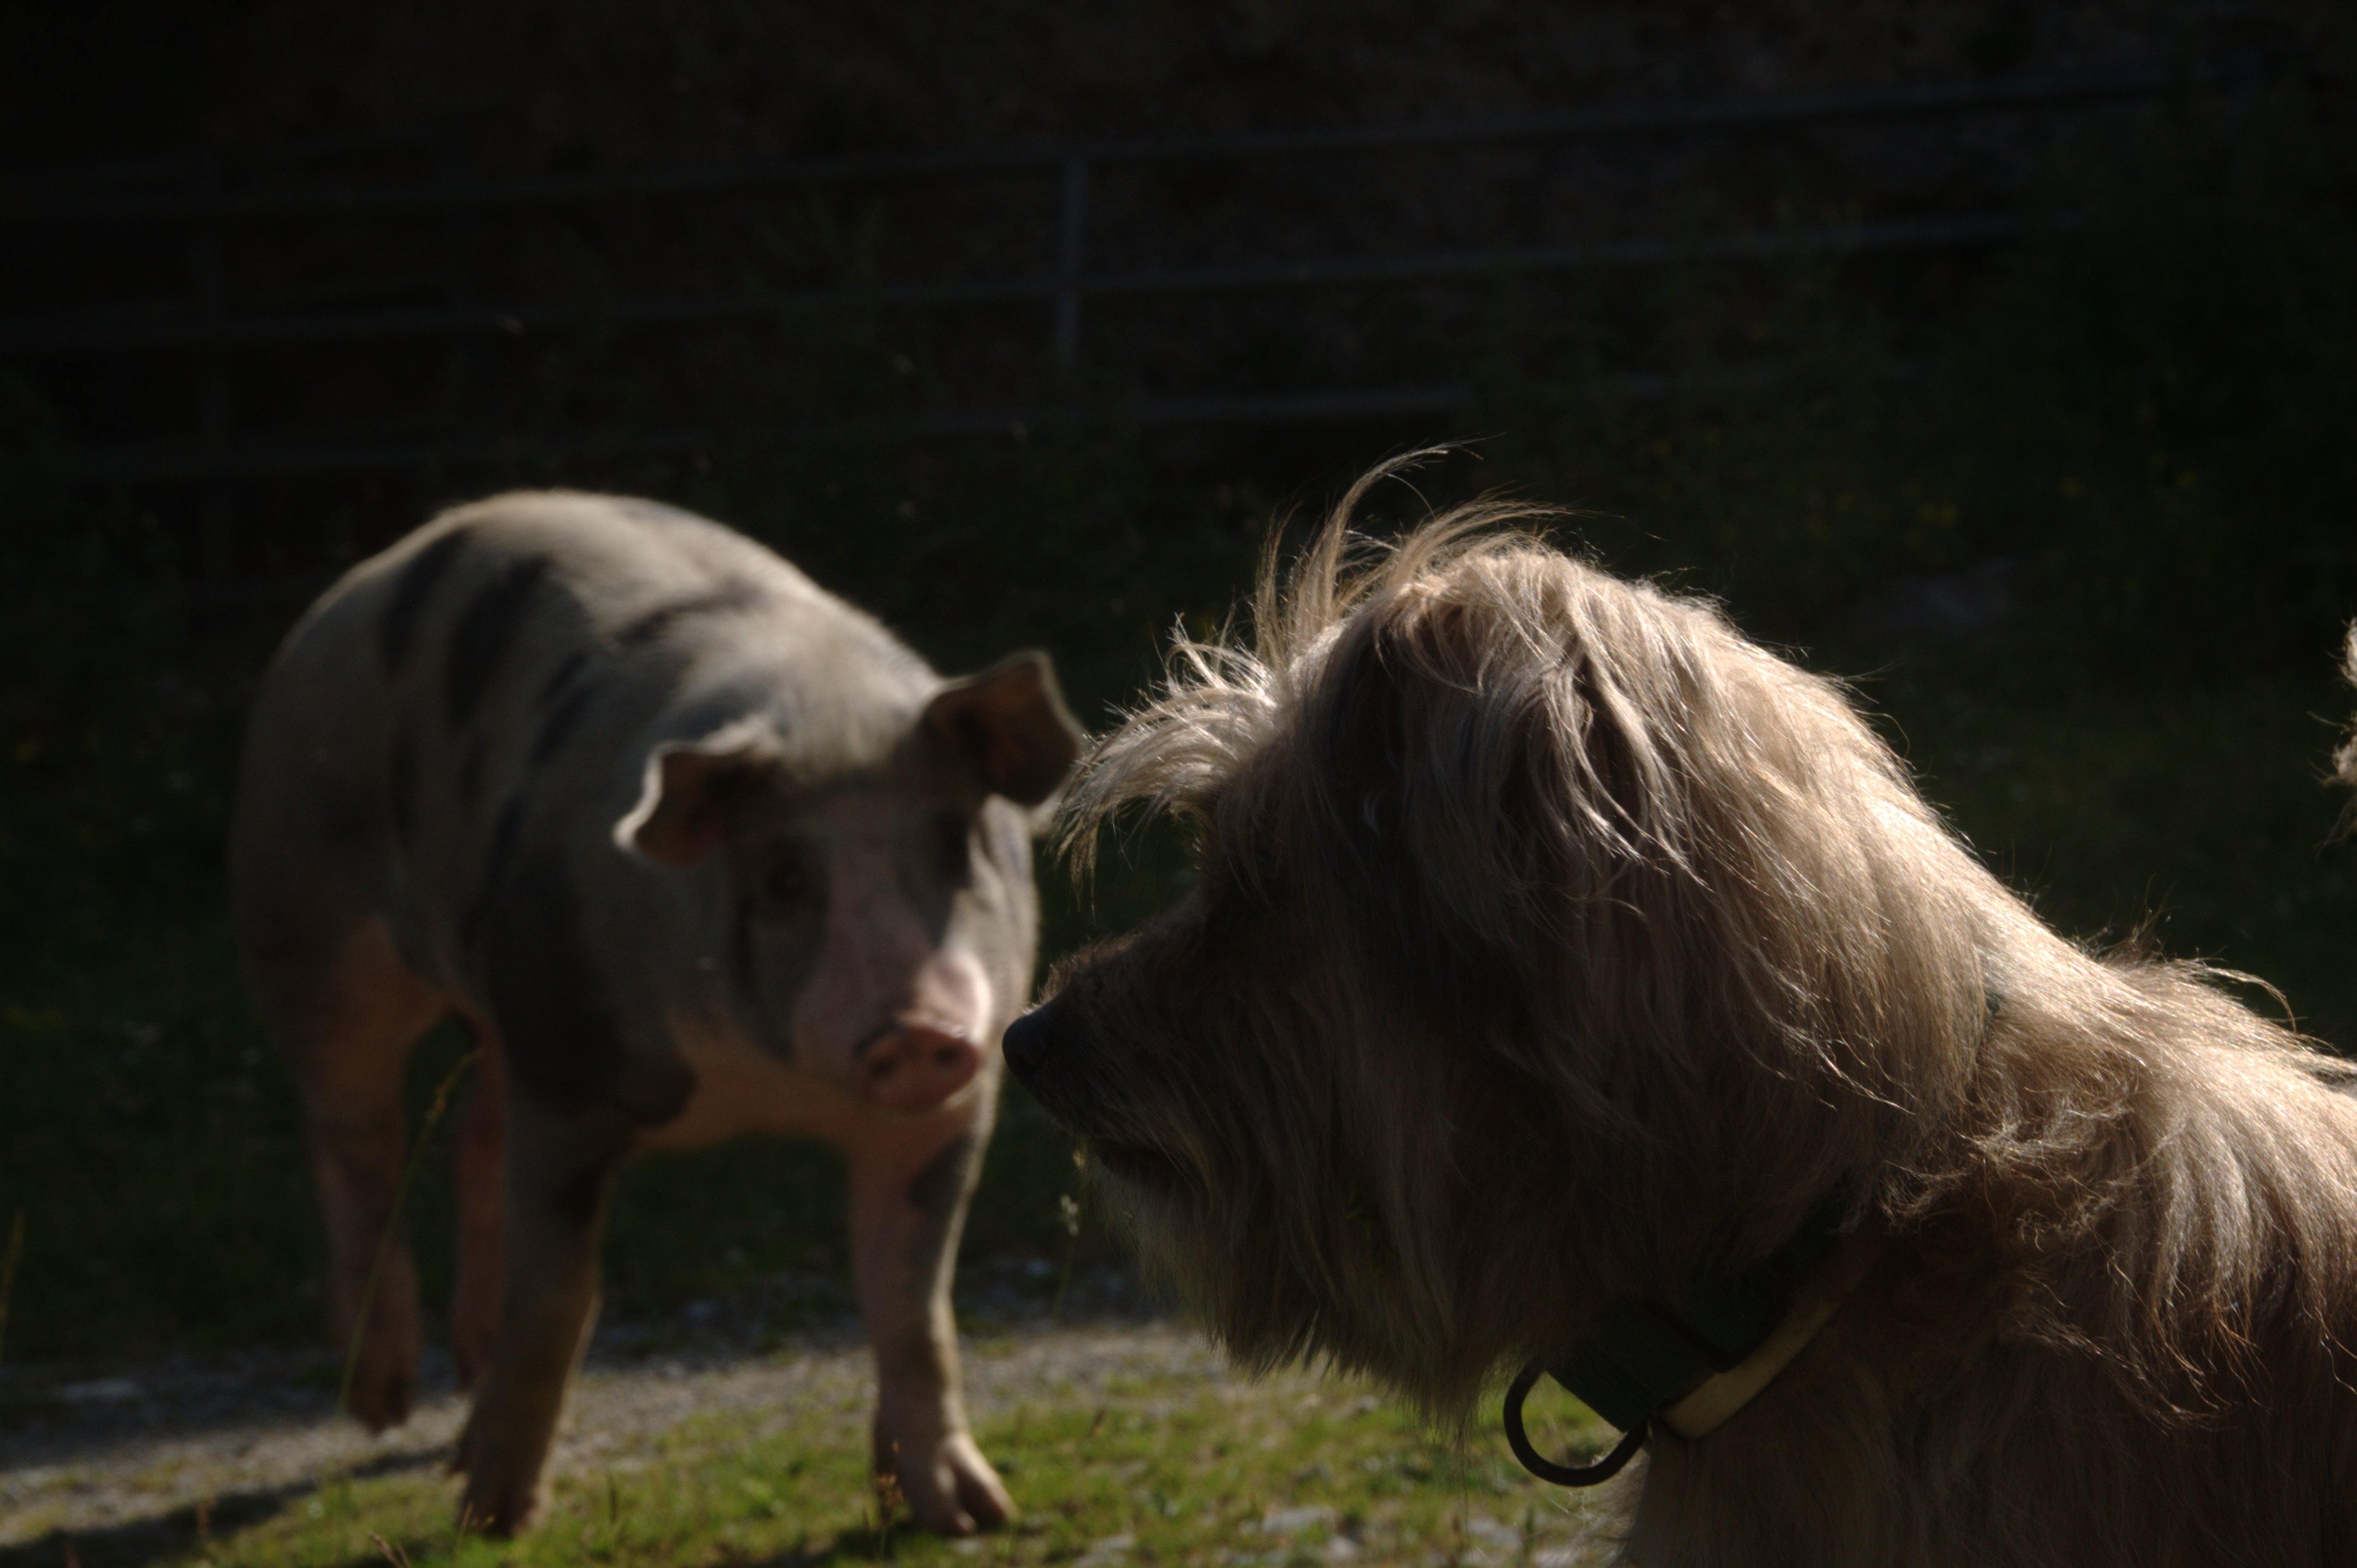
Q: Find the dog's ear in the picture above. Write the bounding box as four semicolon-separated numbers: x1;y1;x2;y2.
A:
1319;590;1657;891
1318;598;1527;803
925;651;1086;806
614;719;789;865
1321;631;1412;814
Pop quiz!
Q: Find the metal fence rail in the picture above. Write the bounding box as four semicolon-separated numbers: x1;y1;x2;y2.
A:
0;65;2209;484
0;67;2183;225
1;211;2044;358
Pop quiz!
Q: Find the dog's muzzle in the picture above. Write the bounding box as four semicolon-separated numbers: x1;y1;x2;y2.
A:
1001;997;1066;1092
1005;995;1187;1191
1005;994;1109;1136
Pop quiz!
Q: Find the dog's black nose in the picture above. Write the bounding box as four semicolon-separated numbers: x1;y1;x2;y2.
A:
1002;1000;1061;1086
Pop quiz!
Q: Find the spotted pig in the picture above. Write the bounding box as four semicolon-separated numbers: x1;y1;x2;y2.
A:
229;492;1081;1535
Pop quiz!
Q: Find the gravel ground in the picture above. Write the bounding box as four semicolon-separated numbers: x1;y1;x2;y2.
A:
0;1269;1217;1568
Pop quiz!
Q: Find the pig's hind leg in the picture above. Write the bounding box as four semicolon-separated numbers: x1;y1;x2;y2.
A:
241;911;450;1432
453;1096;631;1536
449;1025;507;1391
847;1102;1015;1536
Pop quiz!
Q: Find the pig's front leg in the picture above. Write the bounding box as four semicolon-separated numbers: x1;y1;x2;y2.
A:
847;1093;1013;1537
453;1097;627;1536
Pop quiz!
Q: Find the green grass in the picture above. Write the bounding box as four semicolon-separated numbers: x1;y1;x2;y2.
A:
66;1359;1617;1568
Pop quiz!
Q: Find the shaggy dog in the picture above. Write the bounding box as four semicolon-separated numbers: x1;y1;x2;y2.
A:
1007;465;2357;1566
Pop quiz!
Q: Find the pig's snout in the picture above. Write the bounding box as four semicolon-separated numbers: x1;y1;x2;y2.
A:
855;1021;985;1113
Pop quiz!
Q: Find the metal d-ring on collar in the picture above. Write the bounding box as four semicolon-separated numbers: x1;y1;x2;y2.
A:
1500;1200;1851;1489
1503;1363;1649;1484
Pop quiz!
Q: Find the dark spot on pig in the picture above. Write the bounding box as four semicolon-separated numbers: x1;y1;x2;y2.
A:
545;1153;620;1231
505;1110;635;1236
383;906;436;981
532;675;599;767
907;1134;978;1222
726;886;801;1046
539;651;587;700
458;741;485;811
464;794;529;955
613;579;763;650
387;722;419;845
380;528;471;675
481;848;692;1126
901;1133;981;1302
726;856;826;1055
486;794;527;886
729;892;788;1043
445;555;553;731
312;779;374;856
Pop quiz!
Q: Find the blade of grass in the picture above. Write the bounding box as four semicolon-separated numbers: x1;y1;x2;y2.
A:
337;1049;477;1423
0;1207;23;1363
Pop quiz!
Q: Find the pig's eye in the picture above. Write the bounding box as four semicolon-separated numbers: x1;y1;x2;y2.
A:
756;849;817;912
931;810;974;886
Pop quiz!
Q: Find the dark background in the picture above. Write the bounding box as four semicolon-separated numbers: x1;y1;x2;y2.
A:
2;0;2354;1373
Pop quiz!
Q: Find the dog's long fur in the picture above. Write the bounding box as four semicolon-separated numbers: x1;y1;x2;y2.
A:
1030;464;2357;1564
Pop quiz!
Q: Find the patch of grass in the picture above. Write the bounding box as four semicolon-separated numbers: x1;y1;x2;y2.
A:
107;1362;1618;1568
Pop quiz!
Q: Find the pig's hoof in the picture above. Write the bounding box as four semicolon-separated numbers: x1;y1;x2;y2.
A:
454;1468;543;1538
889;1431;1014;1537
343;1354;416;1434
452;1419;545;1536
450;1330;495;1394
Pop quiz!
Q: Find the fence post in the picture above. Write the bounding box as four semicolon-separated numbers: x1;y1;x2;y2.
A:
1054;155;1089;378
438;133;479;466
189;147;234;595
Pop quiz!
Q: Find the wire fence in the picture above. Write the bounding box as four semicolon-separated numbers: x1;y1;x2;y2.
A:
0;63;2224;485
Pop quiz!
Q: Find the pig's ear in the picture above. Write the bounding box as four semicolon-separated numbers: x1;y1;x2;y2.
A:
924;651;1085;806
614;720;786;866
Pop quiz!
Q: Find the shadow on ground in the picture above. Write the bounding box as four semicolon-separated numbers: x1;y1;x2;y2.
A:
0;1448;447;1568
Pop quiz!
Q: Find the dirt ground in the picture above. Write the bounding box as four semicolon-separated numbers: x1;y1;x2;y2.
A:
0;1274;1214;1567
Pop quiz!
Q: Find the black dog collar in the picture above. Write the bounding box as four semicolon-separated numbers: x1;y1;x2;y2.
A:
1504;1202;1876;1487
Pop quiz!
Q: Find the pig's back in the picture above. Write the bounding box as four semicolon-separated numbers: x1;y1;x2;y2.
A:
234;491;935;994
296;490;922;712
